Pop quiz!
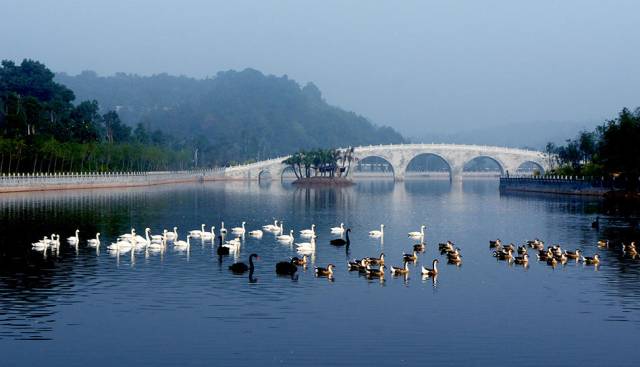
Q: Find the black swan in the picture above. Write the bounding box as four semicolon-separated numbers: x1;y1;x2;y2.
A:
216;235;230;256
330;228;351;246
229;253;259;274
275;259;298;275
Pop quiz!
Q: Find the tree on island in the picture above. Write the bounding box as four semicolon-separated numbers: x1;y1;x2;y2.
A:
283;147;356;180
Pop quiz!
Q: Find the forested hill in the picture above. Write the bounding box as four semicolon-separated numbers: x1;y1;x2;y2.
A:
56;69;405;163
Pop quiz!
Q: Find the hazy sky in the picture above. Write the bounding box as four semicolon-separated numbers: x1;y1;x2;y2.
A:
2;0;639;137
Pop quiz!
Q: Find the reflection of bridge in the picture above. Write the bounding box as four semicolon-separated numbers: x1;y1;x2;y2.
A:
223;144;548;181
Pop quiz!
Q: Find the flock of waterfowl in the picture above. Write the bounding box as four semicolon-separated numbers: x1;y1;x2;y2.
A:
490;237;639;268
30;220;449;281
30;218;638;280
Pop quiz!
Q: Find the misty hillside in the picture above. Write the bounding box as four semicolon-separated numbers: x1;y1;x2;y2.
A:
56;70;404;163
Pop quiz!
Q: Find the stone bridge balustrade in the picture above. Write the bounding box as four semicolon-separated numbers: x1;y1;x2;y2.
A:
221;144;548;181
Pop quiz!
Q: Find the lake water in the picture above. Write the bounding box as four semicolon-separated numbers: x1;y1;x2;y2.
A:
1;179;639;366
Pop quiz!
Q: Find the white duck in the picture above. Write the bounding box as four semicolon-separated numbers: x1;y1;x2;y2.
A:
67;229;80;244
369;224;384;238
299;224;316;237
87;233;101;247
408;225;426;239
330;223;345;234
189;224;205;237
262;220;279;232
277;230;295;243
231;221;246;234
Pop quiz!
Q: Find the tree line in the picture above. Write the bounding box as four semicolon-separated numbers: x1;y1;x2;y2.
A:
0;59;198;173
545;107;640;188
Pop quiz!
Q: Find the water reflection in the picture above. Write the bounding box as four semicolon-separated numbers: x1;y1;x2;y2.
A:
0;180;639;366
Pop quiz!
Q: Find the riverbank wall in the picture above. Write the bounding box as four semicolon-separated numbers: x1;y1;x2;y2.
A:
0;169;226;193
499;176;622;196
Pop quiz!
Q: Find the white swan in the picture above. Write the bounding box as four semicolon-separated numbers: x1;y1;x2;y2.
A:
226;236;242;246
32;236;49;250
87;233;101;247
165;227;178;240
134;228;151;244
201;226;215;240
369;224;384;238
119;228;135;241
50;234;60;248
277;230;295;243
248;229;263;238
67;229;80;244
150;229;165;242
299;224;316;237
295;237;316;252
174;235;190;250
107;239;133;252
189;224;205;237
330;223;345;234
262;220;279;232
408;225;426;239
231;221;246;234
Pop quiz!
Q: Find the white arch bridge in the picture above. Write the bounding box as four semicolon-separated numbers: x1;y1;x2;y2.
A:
222;144;548;181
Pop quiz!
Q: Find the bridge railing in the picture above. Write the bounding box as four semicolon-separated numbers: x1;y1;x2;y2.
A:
0;168;226;187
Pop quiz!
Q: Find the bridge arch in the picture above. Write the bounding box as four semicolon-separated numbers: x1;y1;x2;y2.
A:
280;166;297;181
258;169;273;182
405;153;452;179
354;155;395;179
516;161;545;174
463;155;505;175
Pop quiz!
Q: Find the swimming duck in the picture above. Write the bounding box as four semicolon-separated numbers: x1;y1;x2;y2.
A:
421;259;439;277
413;242;426;252
348;259;367;271
390;261;410;275
291;255;307;266
403;250;418;262
564;249;582;260
365;264;385;278
546;257;559;267
503;243;516;252
275;259;298;275
439;241;455;252
597;240;609;248
517;245;528;255
314;264;335;277
364;253;385;265
537;249;553;261
489;239;502;248
514;253;529;265
493;248;513;261
581;254;600;265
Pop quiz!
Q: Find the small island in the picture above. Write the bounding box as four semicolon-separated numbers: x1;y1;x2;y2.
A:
283;147;356;186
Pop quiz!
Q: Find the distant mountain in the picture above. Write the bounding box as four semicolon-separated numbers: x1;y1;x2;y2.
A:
56;69;404;163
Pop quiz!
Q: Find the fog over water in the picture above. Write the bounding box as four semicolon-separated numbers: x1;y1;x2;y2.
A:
1;0;639;144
